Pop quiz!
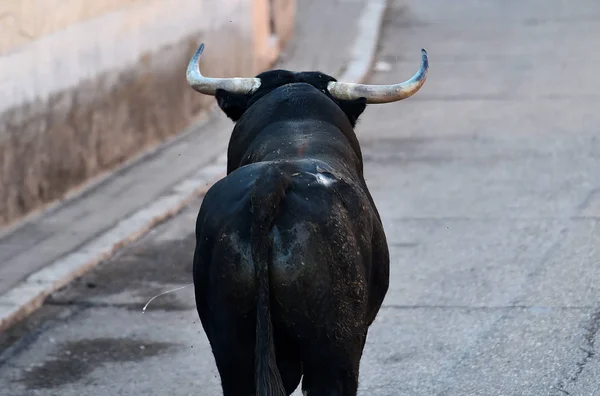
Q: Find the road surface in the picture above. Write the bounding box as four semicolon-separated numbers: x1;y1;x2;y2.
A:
1;1;600;395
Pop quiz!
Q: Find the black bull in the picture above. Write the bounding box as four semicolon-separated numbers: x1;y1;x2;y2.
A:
191;46;427;396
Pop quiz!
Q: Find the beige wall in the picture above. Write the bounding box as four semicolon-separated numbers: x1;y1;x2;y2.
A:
272;0;297;46
0;0;141;53
0;0;296;227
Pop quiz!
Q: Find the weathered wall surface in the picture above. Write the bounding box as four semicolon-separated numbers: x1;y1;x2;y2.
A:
0;0;295;227
271;0;297;46
0;0;140;53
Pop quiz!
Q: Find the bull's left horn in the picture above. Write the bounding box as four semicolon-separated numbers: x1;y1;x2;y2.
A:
327;49;429;104
186;43;262;95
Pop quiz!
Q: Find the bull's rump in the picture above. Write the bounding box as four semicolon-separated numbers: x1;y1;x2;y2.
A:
269;200;373;340
194;159;377;339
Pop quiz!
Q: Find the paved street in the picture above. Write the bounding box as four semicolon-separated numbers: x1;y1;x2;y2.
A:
2;0;600;395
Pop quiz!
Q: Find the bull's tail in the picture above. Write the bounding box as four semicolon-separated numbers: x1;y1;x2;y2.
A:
250;164;290;396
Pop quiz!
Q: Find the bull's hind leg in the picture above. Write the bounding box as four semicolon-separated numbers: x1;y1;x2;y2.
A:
274;335;303;395
199;310;255;396
215;356;254;396
214;344;301;396
300;333;367;396
203;314;303;396
276;356;303;395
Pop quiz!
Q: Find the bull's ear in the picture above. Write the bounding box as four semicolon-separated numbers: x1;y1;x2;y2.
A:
337;98;367;127
215;89;249;122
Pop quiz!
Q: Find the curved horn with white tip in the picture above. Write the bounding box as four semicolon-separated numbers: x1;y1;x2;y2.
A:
186;43;262;95
327;49;429;104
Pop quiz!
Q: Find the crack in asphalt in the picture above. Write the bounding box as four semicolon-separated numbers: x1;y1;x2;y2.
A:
554;309;600;395
381;304;594;311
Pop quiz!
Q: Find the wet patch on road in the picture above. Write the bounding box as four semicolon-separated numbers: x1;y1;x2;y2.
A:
15;337;176;390
0;305;77;366
85;233;196;287
360;135;547;166
361;136;463;165
48;292;194;312
48;233;197;310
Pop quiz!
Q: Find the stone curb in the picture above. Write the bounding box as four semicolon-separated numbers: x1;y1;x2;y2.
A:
341;0;388;84
0;0;389;333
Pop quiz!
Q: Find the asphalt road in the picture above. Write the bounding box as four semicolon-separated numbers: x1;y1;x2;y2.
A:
1;0;600;395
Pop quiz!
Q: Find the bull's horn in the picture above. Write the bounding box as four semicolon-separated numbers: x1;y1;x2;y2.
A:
327;49;429;104
186;43;262;95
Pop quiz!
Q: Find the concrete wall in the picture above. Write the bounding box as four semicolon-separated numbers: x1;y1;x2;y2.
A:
0;0;295;227
271;0;296;46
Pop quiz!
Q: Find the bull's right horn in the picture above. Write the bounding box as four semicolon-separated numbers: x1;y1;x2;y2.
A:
327;49;429;104
186;43;262;95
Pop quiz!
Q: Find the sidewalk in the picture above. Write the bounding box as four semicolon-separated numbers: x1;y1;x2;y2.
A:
0;0;386;330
